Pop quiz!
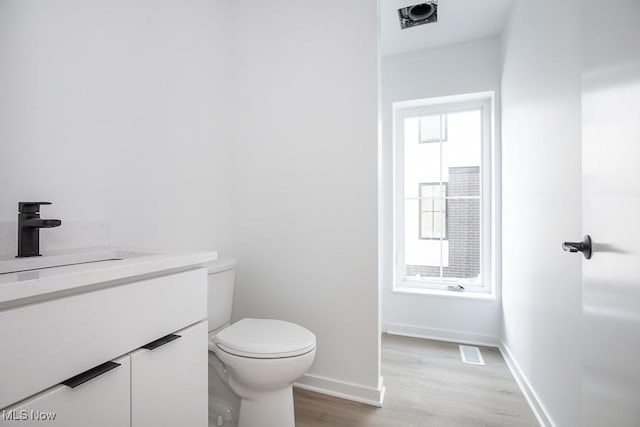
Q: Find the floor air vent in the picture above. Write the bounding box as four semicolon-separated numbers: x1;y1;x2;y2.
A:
459;345;485;365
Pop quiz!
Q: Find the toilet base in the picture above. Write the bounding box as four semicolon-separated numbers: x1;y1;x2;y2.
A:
238;385;295;427
209;397;235;427
209;352;240;426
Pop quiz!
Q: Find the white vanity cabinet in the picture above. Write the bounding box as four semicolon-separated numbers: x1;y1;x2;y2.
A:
0;260;211;427
0;355;131;427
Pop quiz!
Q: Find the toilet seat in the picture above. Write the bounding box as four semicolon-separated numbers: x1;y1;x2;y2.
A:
212;318;316;359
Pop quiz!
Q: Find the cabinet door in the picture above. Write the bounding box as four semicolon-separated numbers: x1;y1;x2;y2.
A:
131;321;208;427
0;355;130;427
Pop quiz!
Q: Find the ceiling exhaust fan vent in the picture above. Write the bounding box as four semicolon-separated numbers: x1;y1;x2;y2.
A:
398;2;438;29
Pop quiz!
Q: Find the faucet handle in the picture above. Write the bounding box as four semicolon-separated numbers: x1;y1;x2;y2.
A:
18;202;52;214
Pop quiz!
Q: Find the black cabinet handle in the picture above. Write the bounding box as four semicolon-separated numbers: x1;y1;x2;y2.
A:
62;361;121;389
562;235;592;259
141;333;181;351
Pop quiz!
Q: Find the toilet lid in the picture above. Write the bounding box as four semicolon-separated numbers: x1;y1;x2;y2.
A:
213;318;316;359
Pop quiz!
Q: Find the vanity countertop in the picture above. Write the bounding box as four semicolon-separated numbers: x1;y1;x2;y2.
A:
0;248;217;307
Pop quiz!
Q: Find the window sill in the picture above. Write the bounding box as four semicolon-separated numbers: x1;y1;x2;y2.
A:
392;285;496;300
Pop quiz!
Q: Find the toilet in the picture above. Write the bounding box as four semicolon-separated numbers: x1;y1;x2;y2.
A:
206;258;316;427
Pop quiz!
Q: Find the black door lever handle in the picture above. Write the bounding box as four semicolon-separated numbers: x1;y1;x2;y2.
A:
562;235;592;259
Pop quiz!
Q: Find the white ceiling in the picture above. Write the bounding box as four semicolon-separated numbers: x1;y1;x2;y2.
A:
381;0;513;56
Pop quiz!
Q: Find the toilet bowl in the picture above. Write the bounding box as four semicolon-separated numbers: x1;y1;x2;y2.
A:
206;259;316;427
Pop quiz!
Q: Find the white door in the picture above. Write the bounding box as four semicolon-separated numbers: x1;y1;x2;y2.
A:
581;1;640;425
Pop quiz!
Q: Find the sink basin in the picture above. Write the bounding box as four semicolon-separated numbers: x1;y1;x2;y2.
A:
0;249;154;275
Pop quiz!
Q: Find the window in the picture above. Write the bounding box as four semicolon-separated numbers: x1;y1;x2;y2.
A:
419;114;447;143
419;183;447;240
393;94;495;294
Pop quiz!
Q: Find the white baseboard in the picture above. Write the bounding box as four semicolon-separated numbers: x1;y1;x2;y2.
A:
294;374;385;408
499;342;554;427
383;322;500;347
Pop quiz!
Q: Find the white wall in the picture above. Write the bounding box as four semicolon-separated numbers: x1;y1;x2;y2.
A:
501;0;582;425
229;0;382;404
381;38;502;344
0;0;382;406
0;0;234;255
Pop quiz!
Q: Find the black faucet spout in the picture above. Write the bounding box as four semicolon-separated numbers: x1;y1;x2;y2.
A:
17;202;62;258
22;219;62;228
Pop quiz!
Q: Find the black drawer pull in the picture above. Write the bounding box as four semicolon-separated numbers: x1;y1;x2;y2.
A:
62;361;121;389
141;333;181;351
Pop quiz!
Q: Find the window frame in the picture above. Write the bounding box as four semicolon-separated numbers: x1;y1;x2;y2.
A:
393;94;495;295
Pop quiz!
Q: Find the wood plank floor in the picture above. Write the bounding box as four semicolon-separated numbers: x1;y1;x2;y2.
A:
294;334;538;427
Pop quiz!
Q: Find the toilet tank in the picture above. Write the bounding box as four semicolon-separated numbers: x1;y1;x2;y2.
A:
205;257;238;333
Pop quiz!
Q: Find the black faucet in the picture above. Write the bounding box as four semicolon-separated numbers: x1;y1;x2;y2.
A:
17;202;62;258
